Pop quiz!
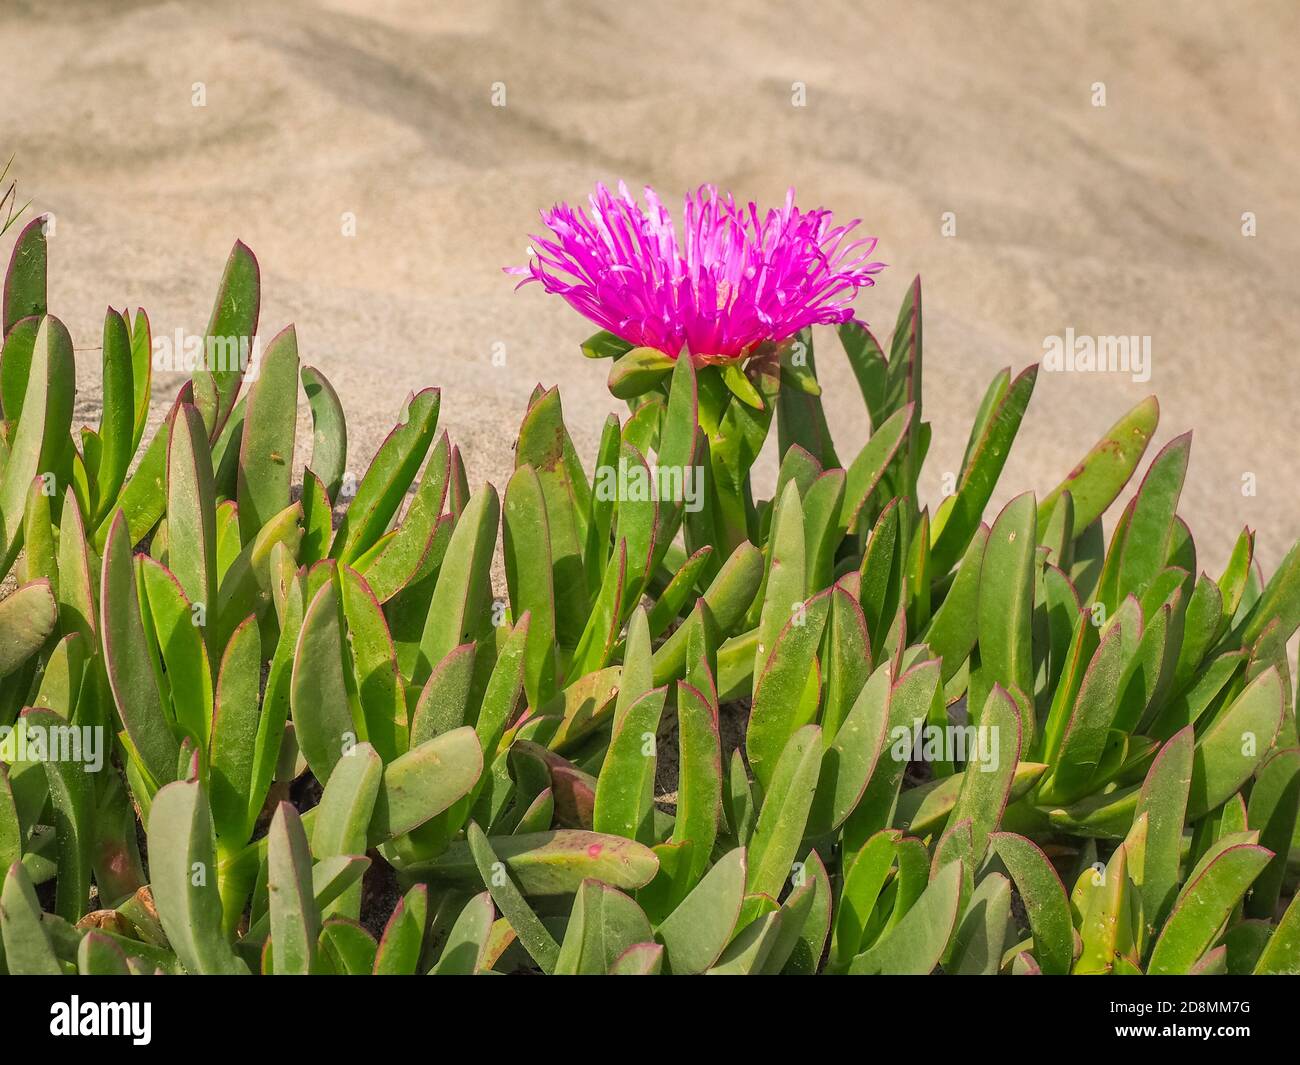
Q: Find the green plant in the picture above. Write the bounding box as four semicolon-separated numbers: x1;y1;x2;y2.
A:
1;212;1297;976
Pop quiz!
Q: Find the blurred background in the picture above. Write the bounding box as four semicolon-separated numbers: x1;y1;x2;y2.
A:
3;0;1297;573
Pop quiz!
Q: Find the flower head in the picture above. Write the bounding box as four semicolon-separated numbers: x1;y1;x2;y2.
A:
508;182;886;360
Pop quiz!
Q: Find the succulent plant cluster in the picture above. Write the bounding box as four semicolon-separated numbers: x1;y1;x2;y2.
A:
1;212;1297;976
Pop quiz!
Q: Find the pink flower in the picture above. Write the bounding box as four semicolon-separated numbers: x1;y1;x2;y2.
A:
508;182;886;360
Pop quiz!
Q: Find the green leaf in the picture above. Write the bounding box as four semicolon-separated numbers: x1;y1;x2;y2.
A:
807;658;890;835
213;499;303;654
2;215;47;335
369;727;483;843
857;499;903;654
831;829;900;967
311;742;382;920
725;357;768;407
841;660;939;851
77;931;131;976
650;354;702;571
24;707;93;922
1133;726;1194;932
746;590;830;790
1235;538;1300;649
466;822;559;973
515;387;590;647
610;442;659;616
291;577;361;785
0;860;61;974
775;332;838;466
707;909;783;974
472;617;530;759
236;324;299;542
266;802;319;975
166;402;218;658
91;308;135;521
1217;527;1256;636
931;365;1037;573
0;315;74;578
504;465;558;706
781;848;831;974
819;580;873;744
146;780;248;974
838;404;911;537
1039;395;1159;537
951;871;1012;975
331;389;440;564
246;564;303;827
300;365;348;502
128;309;152;452
569;541;628;678
0;579;56;678
415;485;498;682
581;330;634;360
745;724;822;906
373;883;427;975
1254;890;1300;974
849;859;963;974
976;493;1036;732
100;512;178;787
1245;747;1300;919
209;616;263;848
670;680;722;884
990;832;1073;974
1040;612;1130;805
554;878;653;975
192;240;260;440
410;644;476;744
948;686;1023;861
1148;843;1272;975
654;848;745;974
414;829;660;896
339;565;409;763
1188;667;1284;817
429;892;495;974
358;434;450;602
924;524;988;684
651;541;762;686
607;346;676;399
319;918;378;975
837;319;889;429
0;316;37;426
139;557;212;749
1073;841;1137;974
592;687;666;843
884;277;924;503
803;470;846;592
0;765;22;877
55;487;97;647
1116;432;1191;601
607;941;663;974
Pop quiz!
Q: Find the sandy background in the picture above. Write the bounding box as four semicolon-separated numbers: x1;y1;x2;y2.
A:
2;0;1298;578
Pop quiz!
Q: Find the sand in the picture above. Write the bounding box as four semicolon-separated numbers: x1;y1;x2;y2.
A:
3;0;1298;580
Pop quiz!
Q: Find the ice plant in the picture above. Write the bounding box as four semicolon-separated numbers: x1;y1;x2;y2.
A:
509;181;886;362
511;183;888;558
2;225;1298;977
